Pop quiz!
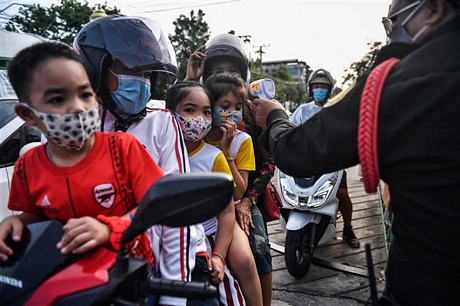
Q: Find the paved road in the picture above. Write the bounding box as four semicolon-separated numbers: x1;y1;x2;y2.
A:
269;165;387;305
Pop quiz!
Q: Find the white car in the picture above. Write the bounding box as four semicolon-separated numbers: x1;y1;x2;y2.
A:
0;71;42;219
1;29;47;219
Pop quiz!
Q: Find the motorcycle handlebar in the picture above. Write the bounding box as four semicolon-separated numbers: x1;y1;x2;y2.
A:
147;277;218;299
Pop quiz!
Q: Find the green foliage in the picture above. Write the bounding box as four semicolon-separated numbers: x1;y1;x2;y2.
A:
341;41;383;86
4;0;120;45
169;9;210;80
271;66;292;81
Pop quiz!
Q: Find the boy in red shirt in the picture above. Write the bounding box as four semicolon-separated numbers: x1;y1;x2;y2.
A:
0;42;163;261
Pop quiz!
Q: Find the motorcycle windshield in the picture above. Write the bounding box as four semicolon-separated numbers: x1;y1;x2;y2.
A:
294;176;317;188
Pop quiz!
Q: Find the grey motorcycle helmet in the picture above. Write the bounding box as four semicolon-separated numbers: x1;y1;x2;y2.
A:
73;15;178;112
307;68;335;100
202;33;251;85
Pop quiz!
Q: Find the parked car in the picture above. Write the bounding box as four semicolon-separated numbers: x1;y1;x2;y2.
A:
0;71;42;219
0;29;47;219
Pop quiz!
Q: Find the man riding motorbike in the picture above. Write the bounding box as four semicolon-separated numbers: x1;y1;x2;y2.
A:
290;68;359;248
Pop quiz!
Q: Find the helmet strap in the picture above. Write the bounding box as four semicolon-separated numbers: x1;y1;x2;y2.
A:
112;109;146;132
98;84;146;132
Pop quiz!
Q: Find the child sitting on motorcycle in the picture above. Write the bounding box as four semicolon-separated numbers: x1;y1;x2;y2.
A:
73;16;199;306
165;79;262;306
186;34;274;306
204;73;263;306
0;42;162;265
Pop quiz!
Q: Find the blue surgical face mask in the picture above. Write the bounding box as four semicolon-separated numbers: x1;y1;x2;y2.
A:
213;108;243;126
110;72;151;116
312;88;328;104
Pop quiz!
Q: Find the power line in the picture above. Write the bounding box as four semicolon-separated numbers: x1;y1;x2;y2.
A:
129;0;243;14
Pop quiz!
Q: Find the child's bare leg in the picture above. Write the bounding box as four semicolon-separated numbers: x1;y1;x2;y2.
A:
227;225;263;306
259;272;272;306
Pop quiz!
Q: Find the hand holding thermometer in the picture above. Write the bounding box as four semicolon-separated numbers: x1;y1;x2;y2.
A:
249;78;276;100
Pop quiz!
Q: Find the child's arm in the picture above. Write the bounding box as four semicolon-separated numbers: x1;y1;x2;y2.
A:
57;216;109;255
0;213;44;261
228;137;255;200
210;199;235;284
237;148;275;235
219;119;249;199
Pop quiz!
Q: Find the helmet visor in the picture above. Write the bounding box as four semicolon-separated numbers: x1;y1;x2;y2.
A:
101;16;177;73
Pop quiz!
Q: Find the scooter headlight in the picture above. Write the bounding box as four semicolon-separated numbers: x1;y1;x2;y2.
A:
304;181;334;209
279;174;298;207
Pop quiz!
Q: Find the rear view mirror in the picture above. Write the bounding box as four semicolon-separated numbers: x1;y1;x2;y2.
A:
122;172;233;245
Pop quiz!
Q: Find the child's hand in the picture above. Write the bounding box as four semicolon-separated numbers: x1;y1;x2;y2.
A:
57;217;109;255
210;255;225;284
235;198;255;236
220;119;237;155
0;216;24;261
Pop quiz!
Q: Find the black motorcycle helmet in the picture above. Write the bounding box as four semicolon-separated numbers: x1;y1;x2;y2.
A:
202;33;251;85
307;68;335;100
74;15;178;114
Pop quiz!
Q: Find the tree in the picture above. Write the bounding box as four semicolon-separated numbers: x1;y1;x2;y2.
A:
169;10;210;80
5;0;119;45
341;41;383;86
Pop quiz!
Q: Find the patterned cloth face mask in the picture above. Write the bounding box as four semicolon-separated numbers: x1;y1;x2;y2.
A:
174;112;212;142
23;103;100;150
110;71;151;116
213;108;243;126
312;88;328;104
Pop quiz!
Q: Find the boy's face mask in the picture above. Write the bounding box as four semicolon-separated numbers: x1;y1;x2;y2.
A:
24;104;100;150
174;112;212;142
213;108;243;126
110;71;151;116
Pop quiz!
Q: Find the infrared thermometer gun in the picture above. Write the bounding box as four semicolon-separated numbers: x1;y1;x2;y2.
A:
249;78;276;100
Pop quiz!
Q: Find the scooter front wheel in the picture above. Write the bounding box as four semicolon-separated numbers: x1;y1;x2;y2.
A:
284;224;314;278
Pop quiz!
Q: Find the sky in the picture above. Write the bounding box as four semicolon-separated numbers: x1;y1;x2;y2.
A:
3;0;391;86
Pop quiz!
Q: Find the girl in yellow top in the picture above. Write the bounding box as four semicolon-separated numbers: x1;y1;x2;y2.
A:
165;81;261;306
204;73;262;306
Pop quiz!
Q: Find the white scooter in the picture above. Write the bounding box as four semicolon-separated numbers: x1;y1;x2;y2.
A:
275;168;343;278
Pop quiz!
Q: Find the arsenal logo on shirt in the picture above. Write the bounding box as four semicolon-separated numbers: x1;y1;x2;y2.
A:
94;183;116;208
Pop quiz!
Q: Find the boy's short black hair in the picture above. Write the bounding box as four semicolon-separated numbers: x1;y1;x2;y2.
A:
7;41;83;103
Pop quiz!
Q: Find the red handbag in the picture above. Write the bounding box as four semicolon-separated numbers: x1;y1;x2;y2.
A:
262;181;283;222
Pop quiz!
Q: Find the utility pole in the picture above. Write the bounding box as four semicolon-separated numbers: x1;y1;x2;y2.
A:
253;43;270;74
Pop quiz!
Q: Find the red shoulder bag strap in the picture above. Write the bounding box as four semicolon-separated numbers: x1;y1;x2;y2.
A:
358;58;400;193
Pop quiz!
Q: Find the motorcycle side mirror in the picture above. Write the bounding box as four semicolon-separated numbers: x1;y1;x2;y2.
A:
116;173;233;274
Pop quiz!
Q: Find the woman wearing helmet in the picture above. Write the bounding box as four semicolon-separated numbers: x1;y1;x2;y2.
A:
290;68;360;249
75;15;200;306
185;33;251;85
186;34;273;306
